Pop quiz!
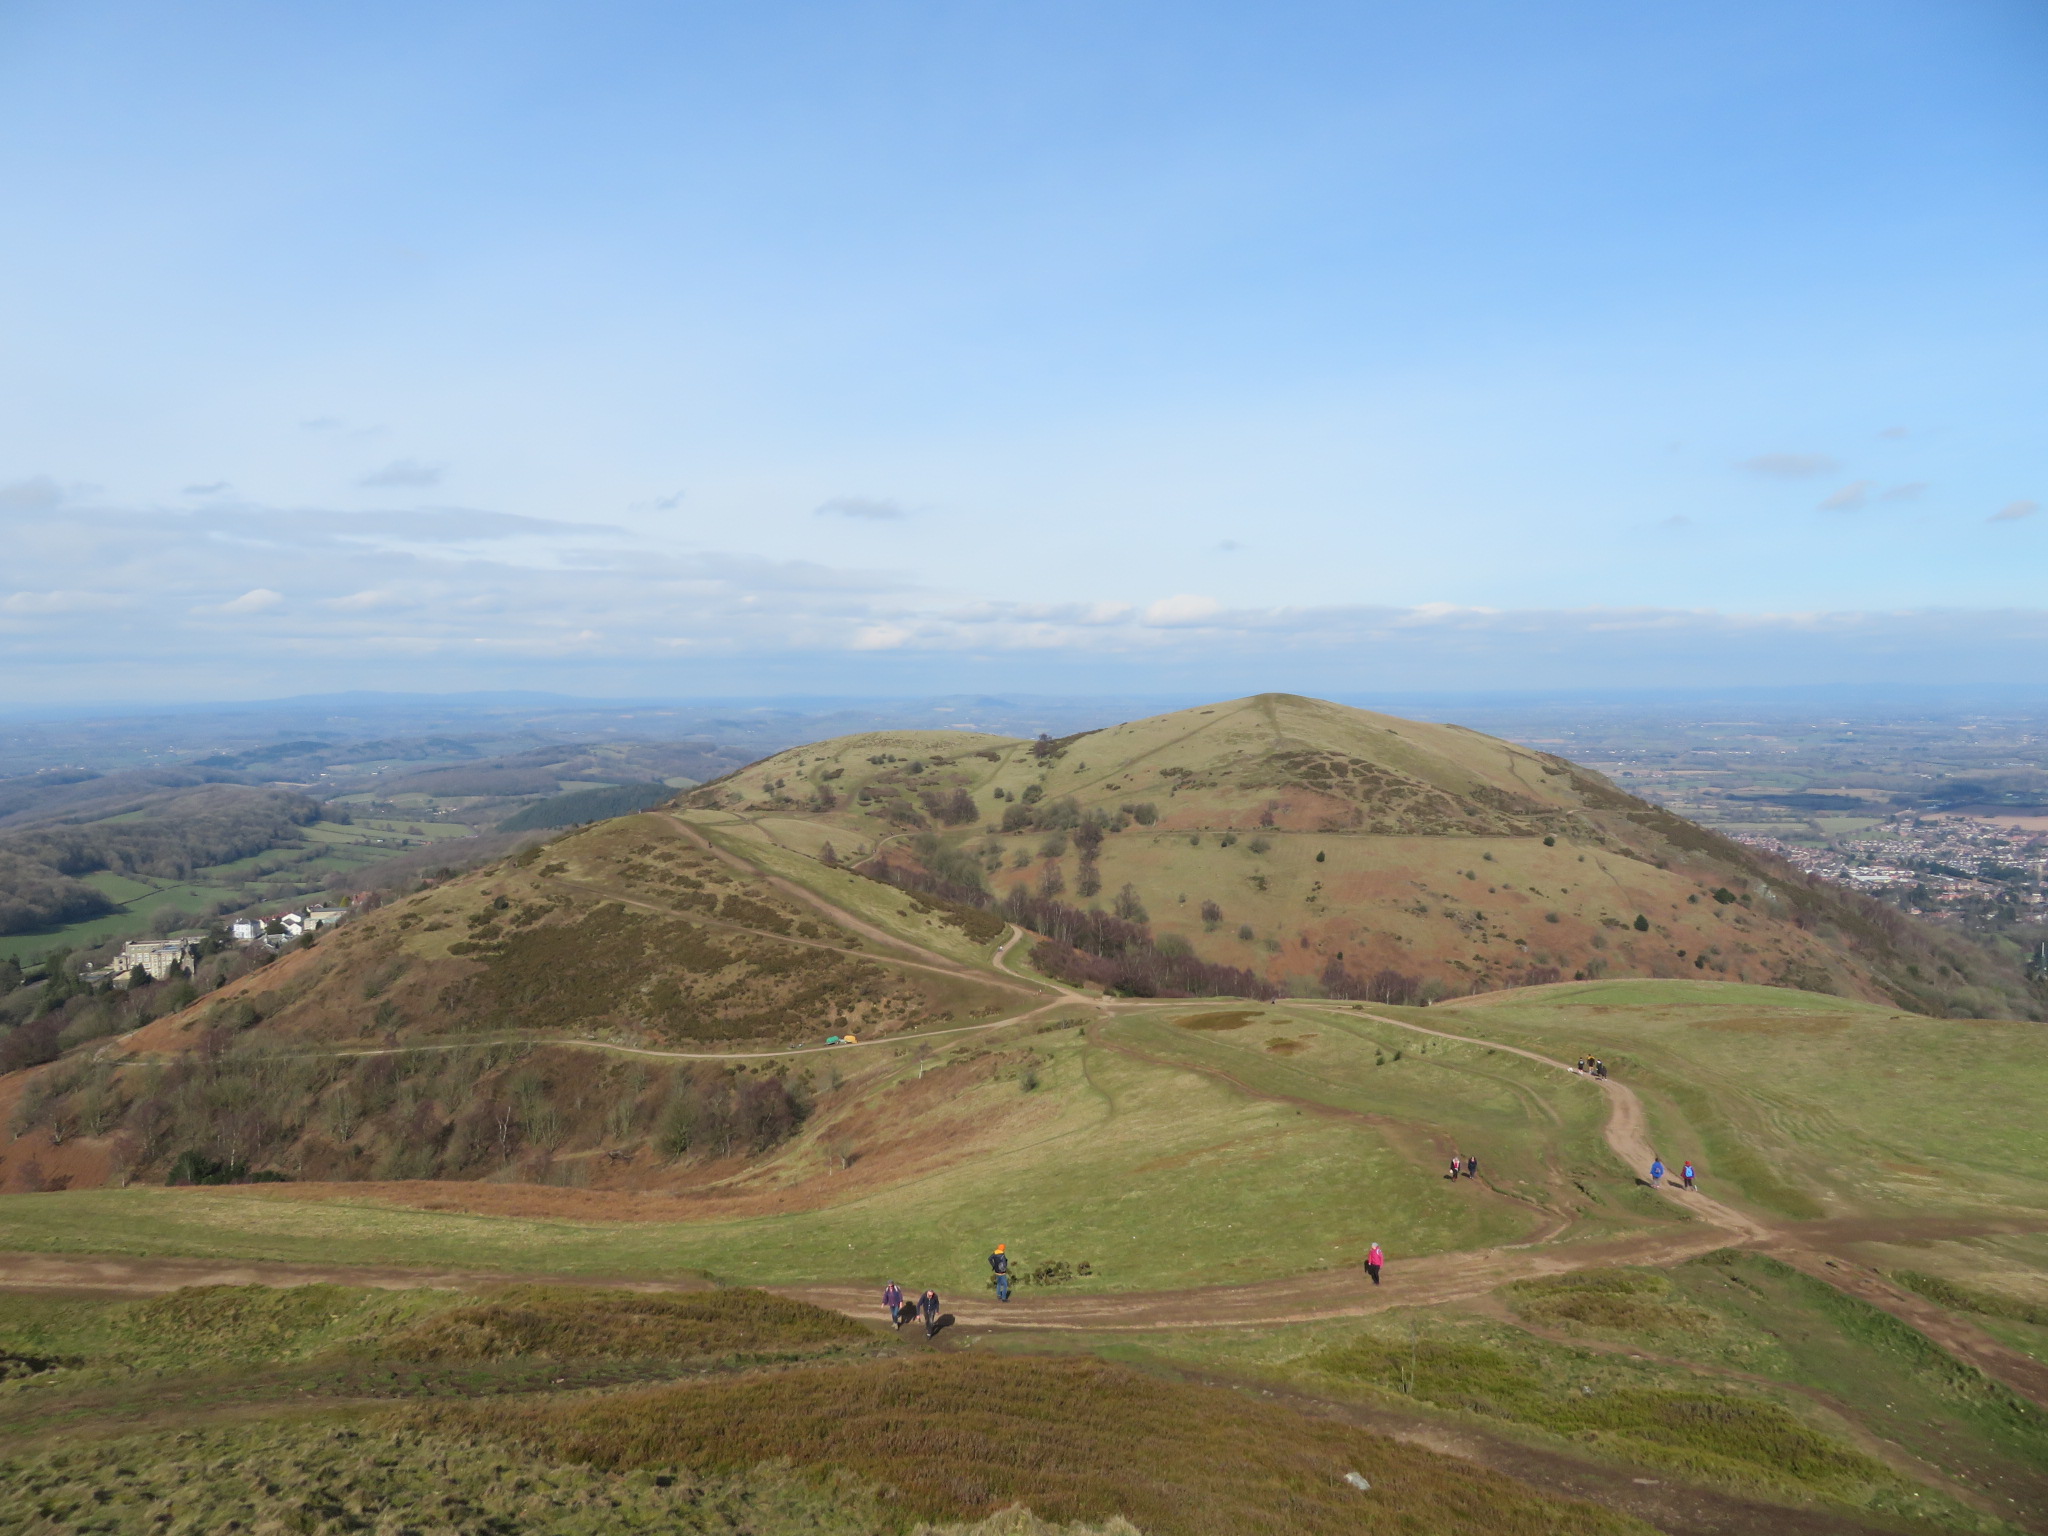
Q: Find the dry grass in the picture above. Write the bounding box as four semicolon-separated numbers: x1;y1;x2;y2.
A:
372;1285;870;1362
424;1352;1650;1535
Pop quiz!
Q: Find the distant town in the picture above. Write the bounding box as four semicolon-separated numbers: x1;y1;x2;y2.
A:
1731;817;2048;922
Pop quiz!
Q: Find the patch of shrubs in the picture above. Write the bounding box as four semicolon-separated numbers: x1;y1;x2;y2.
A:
165;1150;291;1186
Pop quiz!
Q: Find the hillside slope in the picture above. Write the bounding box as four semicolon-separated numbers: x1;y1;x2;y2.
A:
0;809;1026;1189
5;692;2038;1198
684;693;2035;1017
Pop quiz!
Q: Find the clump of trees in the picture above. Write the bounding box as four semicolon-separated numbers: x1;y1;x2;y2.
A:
1318;957;1434;1006
7;1040;811;1184
1001;888;1276;1000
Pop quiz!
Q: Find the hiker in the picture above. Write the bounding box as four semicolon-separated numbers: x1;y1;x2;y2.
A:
883;1280;904;1329
1447;1153;1461;1180
1464;1154;1479;1180
1576;1057;1588;1074
990;1243;1011;1302
1682;1160;1697;1191
1364;1241;1385;1286
1649;1156;1665;1187
1593;1059;1607;1079
919;1288;941;1338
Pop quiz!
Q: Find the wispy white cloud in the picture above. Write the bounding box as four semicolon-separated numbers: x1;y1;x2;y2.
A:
1143;594;1223;626
815;495;908;520
1741;452;1838;478
1818;481;1872;511
0;477;66;511
3;487;2046;697
1;589;127;614
357;459;445;489
213;587;286;614
1991;500;2039;523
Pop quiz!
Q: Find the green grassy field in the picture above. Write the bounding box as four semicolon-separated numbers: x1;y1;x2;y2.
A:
0;1011;1631;1292
0;817;441;963
1429;980;2048;1221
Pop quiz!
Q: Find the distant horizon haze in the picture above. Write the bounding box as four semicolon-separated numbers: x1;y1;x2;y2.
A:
1;1;2042;700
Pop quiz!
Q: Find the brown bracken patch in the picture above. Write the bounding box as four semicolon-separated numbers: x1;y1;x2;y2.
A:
1174;1011;1262;1031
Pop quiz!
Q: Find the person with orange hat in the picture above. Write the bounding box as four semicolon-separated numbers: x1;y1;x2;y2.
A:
989;1242;1011;1302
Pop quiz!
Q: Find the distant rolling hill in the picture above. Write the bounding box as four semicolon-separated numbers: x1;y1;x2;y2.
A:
497;780;679;832
682;692;2038;1018
5;691;2038;1196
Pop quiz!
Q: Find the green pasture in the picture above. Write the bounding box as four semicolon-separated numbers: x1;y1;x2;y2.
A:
1119;1004;1668;1240
0;1019;1570;1292
1434;980;2048;1220
0;875;244;964
0;820;468;962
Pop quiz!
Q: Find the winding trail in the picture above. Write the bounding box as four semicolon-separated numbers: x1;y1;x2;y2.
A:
18;836;2048;1414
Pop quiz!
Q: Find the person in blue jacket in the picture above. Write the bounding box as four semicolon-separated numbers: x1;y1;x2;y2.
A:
990;1243;1011;1302
1649;1156;1666;1187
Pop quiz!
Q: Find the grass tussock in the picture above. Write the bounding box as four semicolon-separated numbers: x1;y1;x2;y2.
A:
1306;1332;1896;1504
371;1285;870;1363
422;1352;1649;1535
1506;1268;1712;1334
106;1283;453;1367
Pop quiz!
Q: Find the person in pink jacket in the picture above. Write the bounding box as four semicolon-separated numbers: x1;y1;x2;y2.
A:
1364;1242;1385;1286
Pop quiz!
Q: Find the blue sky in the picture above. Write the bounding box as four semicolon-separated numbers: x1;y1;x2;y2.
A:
1;1;2043;700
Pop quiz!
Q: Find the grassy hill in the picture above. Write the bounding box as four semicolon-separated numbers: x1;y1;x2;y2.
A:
681;693;2039;1019
7;697;2048;1531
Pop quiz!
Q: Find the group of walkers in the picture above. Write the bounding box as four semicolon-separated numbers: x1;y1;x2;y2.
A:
1574;1056;1608;1078
882;1245;1013;1340
875;1115;1700;1335
1648;1155;1699;1191
881;1279;944;1337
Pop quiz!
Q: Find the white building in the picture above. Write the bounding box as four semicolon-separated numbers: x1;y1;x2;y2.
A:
231;919;264;942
